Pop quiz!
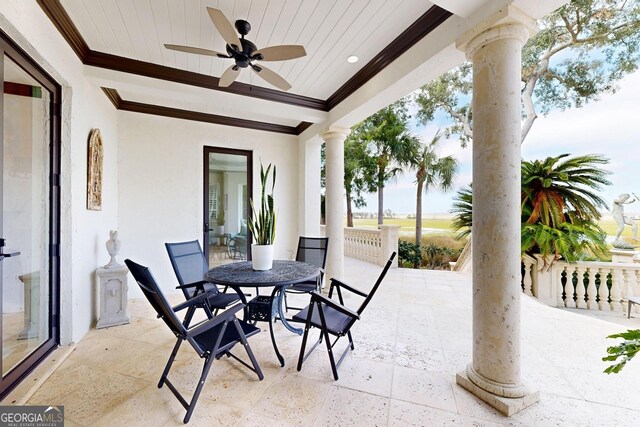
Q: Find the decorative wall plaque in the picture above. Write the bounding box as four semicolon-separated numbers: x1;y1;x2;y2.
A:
87;128;103;211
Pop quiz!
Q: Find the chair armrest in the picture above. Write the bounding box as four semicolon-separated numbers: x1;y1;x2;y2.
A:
309;291;359;320
172;291;211;312
186;303;245;337
176;280;209;290
329;279;367;298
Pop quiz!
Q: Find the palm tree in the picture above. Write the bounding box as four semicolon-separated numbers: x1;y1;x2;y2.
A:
344;135;373;227
521;154;611;226
412;131;458;247
358;100;418;225
451;153;611;262
451;184;472;238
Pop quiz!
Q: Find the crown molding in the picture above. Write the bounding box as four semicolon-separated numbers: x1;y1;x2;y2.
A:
101;87;301;135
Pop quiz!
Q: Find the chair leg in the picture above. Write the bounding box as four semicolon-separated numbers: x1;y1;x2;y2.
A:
317;306;339;380
296;302;315;372
183;354;215;424
322;327;339;380
347;330;355;350
159;338;182;388
232;319;264;380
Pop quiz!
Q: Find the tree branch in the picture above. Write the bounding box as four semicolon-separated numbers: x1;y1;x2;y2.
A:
439;102;472;140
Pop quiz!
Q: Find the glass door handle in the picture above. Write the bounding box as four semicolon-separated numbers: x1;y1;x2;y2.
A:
0;238;20;260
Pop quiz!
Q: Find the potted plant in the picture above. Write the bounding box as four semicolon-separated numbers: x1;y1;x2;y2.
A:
248;162;276;270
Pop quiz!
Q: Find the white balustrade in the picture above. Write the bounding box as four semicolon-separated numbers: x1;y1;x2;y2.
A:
522;258;640;312
319;225;399;268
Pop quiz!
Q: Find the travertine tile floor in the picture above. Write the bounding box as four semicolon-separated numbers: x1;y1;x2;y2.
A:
8;257;640;426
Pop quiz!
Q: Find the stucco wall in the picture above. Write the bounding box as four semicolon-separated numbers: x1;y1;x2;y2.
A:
117;112;299;298
0;1;119;343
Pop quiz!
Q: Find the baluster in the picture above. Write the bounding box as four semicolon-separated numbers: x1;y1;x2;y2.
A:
610;268;623;312
523;258;533;296
559;266;568;307
566;266;577;308
586;267;598;310
596;269;606;311
622;268;632;304
575;265;587;309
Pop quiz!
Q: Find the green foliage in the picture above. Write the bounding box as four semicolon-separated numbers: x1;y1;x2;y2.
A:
450;185;473;238
421;243;461;270
521;220;608;263
450;154;611;262
415;0;640;144
529;0;640;113
398;235;466;270
349;100;421;224
415;64;473;146
521;154;611;227
247;162;277;245
603;329;640;374
398;240;421;269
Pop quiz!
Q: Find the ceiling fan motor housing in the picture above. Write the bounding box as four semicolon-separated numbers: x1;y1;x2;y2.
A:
226;39;258;68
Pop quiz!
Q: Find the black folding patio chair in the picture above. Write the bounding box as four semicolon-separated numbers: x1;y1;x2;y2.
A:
284;236;328;311
166;240;242;317
125;259;263;424
293;252;396;380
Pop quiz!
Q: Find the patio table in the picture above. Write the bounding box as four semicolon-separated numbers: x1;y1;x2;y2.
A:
206;260;320;366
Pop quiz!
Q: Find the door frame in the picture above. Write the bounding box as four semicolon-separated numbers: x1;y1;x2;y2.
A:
203;146;253;262
0;30;61;398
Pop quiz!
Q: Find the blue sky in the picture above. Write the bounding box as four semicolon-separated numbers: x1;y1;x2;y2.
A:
356;70;640;216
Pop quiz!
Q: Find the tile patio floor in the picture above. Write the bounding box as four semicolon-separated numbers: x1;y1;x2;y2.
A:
4;257;640;426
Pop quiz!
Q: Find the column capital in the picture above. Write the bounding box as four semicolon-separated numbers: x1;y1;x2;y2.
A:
456;5;536;59
320;126;350;141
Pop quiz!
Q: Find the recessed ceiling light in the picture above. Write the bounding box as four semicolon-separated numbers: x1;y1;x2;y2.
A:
347;55;359;64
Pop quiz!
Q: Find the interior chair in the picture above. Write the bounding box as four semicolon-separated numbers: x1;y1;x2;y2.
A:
284;236;328;311
125;259;263;424
293;252;396;380
166;240;241;317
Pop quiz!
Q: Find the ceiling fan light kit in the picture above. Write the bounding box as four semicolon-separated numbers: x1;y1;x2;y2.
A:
164;8;306;91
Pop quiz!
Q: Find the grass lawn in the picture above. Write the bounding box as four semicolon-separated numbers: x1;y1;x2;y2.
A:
352;217;636;239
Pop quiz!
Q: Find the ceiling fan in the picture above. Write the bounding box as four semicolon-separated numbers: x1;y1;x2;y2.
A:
164;7;306;91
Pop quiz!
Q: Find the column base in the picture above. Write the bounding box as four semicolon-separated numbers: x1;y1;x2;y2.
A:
456;371;539;417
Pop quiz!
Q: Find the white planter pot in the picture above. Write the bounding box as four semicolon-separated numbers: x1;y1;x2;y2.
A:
252;244;274;270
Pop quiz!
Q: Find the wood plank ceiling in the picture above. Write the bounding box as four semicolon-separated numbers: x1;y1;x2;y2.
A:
40;0;452;134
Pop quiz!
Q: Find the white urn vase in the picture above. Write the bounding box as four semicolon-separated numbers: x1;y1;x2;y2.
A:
251;244;274;270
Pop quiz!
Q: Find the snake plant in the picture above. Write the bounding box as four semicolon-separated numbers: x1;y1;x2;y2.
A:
248;162;276;245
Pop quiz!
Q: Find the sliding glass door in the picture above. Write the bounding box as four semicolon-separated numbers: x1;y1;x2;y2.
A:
0;32;60;397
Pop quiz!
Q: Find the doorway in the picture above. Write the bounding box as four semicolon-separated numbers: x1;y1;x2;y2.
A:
203;147;252;266
0;32;61;397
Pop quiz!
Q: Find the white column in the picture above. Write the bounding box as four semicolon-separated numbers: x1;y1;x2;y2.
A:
297;136;322;237
323;127;349;284
455;22;539;416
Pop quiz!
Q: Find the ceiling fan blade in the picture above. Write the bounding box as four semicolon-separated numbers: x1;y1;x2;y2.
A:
252;65;292;91
164;44;226;57
219;65;240;87
207;7;242;50
253;45;307;61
